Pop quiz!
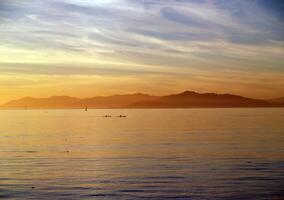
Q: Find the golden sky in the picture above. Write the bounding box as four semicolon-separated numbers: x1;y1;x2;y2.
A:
0;0;284;103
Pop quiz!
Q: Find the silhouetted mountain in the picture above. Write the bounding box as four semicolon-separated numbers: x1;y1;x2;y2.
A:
127;91;272;108
1;96;82;109
1;93;157;109
267;97;284;105
83;93;157;108
1;91;281;109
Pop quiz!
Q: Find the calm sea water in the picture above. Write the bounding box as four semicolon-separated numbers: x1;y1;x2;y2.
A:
0;108;283;200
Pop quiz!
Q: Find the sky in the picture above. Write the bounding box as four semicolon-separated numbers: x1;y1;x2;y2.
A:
0;0;283;103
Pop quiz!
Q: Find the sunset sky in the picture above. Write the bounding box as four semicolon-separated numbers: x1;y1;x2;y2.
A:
0;0;283;103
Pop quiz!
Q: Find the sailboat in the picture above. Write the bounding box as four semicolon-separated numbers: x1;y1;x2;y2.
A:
85;106;88;111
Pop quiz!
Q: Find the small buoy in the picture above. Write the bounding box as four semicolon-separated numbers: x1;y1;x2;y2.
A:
32;186;35;189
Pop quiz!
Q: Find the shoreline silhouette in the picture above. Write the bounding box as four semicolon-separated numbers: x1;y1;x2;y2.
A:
1;91;283;109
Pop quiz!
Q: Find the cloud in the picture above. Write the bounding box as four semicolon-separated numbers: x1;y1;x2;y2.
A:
0;62;169;76
1;0;283;55
0;0;283;99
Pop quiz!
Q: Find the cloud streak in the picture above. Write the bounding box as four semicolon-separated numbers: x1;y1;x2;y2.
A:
0;0;283;101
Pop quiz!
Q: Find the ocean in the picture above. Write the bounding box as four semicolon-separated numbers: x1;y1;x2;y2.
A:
0;108;283;199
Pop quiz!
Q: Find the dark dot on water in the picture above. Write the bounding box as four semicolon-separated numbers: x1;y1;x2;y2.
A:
32;186;35;189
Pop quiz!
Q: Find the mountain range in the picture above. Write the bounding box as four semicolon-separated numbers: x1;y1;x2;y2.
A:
1;91;283;109
267;97;284;105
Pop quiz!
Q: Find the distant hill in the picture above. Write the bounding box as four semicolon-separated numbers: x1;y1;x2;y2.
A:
1;96;82;109
267;97;284;105
83;93;157;108
1;91;282;109
126;91;272;108
0;93;157;109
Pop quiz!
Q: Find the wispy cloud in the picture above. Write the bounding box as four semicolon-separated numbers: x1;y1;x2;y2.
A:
0;0;283;101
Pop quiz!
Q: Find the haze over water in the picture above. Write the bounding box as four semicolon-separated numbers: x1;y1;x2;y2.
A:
0;108;283;199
